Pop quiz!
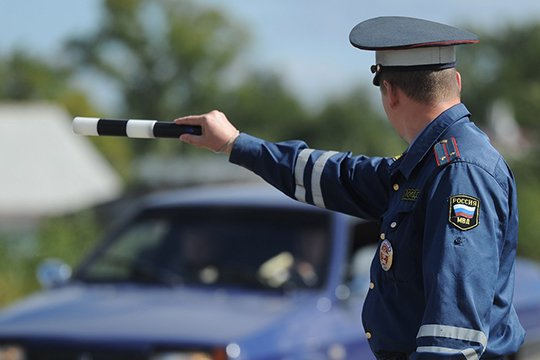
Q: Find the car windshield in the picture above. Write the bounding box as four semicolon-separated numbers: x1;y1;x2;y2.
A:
76;206;331;291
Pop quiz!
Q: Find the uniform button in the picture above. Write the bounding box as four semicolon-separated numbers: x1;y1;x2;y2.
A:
390;222;397;229
393;183;399;191
369;282;375;289
365;332;372;339
380;233;386;240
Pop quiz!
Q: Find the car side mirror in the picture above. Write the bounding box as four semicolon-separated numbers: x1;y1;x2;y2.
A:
36;259;72;289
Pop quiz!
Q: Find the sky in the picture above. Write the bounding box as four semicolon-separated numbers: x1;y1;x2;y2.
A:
1;0;540;107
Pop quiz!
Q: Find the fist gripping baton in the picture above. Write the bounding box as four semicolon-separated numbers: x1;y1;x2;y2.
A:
72;117;202;139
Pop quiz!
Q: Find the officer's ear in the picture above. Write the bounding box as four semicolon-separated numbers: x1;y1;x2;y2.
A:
380;79;389;95
382;80;400;108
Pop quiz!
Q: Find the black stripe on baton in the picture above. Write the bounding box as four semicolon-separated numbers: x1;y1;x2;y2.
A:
97;119;128;136
153;122;202;137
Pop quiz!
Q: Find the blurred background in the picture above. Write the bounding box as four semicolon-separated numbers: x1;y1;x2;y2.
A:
1;0;540;306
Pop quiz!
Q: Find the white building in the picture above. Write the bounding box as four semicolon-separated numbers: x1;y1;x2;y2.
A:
0;102;123;222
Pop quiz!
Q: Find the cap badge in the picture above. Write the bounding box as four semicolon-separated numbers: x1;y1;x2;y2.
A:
449;194;480;231
379;239;394;271
371;64;382;74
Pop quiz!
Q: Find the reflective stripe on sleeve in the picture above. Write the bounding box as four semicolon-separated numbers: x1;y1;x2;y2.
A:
294;149;315;203
416;324;487;359
416;346;478;360
417;324;488;350
311;151;339;208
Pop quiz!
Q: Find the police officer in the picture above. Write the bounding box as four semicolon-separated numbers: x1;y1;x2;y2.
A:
175;16;525;359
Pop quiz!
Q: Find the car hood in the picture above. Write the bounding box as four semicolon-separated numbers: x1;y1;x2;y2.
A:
0;283;307;345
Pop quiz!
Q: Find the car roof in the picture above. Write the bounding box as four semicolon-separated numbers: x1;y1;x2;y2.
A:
141;183;328;212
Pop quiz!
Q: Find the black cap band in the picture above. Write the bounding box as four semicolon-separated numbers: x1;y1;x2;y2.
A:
371;62;457;86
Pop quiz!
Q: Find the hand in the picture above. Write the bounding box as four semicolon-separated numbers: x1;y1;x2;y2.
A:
175;110;239;154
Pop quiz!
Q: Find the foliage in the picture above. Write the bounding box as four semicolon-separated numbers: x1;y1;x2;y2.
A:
460;22;540;132
308;88;404;155
216;72;313;142
65;0;249;157
458;22;540;257
516;178;540;260
214;74;403;155
0;210;102;306
0;51;95;116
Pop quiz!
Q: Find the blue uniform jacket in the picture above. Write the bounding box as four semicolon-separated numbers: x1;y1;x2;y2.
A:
229;103;525;359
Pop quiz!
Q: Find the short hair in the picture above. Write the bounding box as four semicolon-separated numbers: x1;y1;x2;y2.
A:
379;68;460;105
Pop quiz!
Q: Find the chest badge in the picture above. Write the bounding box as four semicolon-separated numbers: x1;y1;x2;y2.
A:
402;188;420;201
449;194;480;231
379;239;394;271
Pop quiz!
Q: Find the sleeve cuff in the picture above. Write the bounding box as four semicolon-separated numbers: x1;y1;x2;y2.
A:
229;133;265;170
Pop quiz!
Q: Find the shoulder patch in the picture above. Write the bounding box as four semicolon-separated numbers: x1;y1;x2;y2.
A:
434;137;460;167
448;194;480;231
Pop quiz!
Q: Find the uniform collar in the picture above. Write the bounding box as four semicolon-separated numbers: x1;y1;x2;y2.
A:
393;103;471;179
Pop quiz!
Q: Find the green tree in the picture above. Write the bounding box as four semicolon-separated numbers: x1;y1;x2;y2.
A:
458;22;540;169
307;87;404;156
65;0;249;156
0;51;95;116
0;210;102;306
216;72;313;142
460;22;540;132
458;22;540;260
216;75;401;156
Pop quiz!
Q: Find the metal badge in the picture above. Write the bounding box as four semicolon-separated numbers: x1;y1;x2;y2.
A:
379;239;394;271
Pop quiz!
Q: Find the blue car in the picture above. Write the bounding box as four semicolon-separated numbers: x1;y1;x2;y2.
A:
0;184;539;360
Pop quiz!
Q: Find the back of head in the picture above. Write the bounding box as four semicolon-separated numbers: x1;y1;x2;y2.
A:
379;68;461;105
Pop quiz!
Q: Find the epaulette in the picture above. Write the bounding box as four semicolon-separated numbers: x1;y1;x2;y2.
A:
433;137;460;167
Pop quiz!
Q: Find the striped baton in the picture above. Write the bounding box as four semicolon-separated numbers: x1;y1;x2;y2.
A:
72;117;202;139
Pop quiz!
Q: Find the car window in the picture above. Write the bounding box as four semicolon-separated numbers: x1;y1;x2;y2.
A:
76;206;331;292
